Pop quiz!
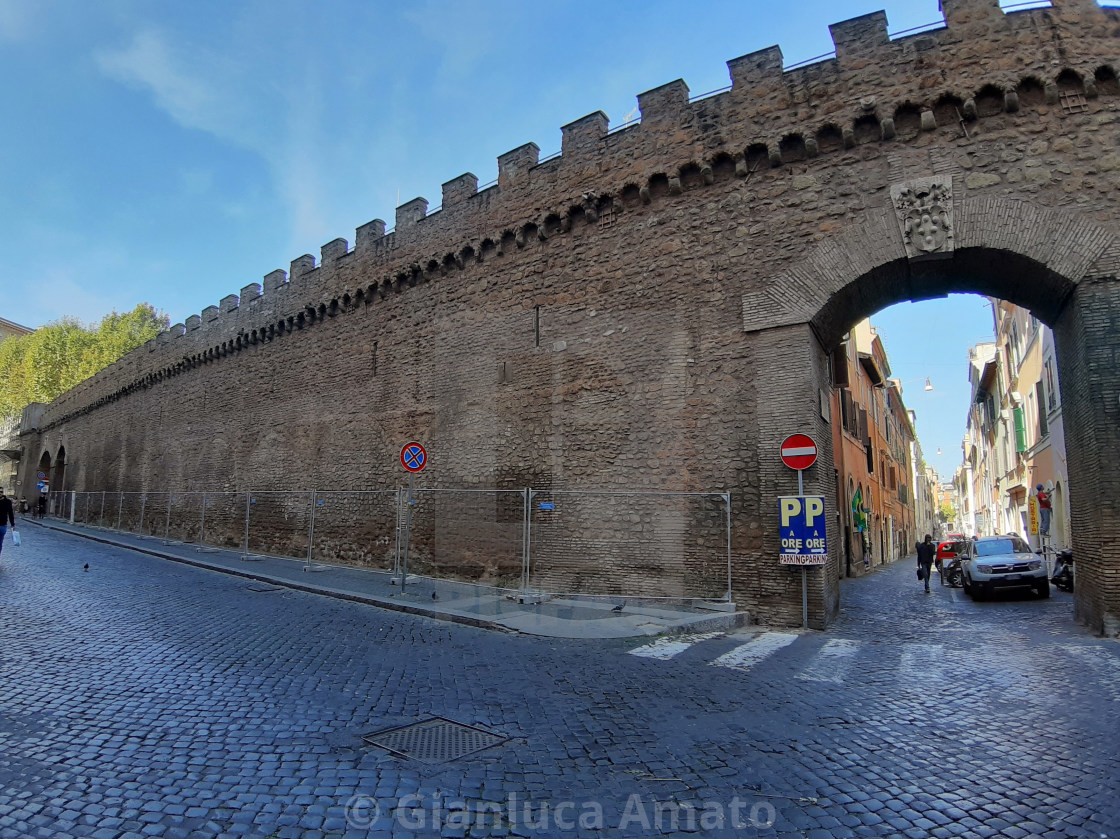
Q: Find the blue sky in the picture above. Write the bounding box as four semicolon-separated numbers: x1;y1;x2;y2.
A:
1;0;1062;479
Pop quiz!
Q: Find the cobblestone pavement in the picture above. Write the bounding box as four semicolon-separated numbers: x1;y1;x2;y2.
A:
1;527;1117;838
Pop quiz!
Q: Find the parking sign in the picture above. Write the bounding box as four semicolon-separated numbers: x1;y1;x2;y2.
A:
778;495;828;565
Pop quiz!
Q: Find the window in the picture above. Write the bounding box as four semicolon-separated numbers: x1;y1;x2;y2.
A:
1044;358;1058;412
1034;381;1048;437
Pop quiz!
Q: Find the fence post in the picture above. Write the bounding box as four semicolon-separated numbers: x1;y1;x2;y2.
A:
116;493;124;531
242;492;251;558
524;488;535;593
304;490;317;571
199;492;207;550
164;494;172;541
724;491;733;602
138;493;146;536
99;491;106;528
69;490;76;524
522;488;531;592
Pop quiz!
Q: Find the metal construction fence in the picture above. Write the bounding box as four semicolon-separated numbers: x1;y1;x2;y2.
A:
51;488;732;601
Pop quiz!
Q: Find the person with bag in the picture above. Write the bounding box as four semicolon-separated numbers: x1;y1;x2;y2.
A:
916;534;936;594
0;488;16;558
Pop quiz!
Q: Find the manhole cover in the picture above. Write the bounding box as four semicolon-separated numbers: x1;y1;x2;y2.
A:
362;717;508;764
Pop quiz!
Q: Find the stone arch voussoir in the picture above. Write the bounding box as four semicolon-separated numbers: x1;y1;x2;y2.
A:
739;196;1114;348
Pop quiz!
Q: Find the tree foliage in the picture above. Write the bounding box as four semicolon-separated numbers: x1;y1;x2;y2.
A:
938;500;957;523
0;304;169;422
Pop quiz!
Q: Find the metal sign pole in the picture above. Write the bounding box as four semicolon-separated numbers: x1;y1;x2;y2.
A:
798;468;807;630
400;474;414;592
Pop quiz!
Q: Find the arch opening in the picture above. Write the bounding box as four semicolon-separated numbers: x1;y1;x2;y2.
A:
793;242;1116;633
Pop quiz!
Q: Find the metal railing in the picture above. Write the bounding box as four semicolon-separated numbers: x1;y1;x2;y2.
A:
50;487;733;601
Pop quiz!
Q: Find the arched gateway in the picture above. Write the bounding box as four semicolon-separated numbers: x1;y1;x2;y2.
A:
18;0;1120;631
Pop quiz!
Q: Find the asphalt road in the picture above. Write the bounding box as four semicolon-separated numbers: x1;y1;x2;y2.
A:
0;525;1116;838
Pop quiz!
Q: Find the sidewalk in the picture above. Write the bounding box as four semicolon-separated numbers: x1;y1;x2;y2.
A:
26;517;749;639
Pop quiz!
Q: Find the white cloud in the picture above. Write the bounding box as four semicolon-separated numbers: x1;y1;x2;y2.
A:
95;30;222;135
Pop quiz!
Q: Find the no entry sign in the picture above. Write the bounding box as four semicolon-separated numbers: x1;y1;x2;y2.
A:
780;434;817;471
400;442;427;472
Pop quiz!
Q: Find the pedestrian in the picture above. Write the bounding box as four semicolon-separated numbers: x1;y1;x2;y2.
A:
18;495;28;515
0;489;15;559
1036;484;1052;535
36;495;46;519
916;534;936;594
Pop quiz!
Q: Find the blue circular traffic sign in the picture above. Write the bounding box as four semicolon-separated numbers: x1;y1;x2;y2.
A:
400;442;427;472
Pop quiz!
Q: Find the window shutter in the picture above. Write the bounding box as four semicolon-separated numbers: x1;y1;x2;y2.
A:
1035;381;1048;437
1013;406;1027;452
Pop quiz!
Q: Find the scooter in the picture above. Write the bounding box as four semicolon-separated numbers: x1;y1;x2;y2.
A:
941;556;964;588
1051;548;1074;593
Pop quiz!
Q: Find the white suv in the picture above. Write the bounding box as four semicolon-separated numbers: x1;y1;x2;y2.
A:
963;535;1048;600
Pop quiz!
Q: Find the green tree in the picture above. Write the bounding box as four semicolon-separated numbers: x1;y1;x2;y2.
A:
0;303;168;422
938;500;957;523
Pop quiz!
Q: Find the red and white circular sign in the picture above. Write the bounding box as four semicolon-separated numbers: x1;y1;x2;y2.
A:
400;442;428;473
780;434;817;471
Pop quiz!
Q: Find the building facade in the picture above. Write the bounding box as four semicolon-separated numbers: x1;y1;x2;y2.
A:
830;320;918;576
954;302;1070;550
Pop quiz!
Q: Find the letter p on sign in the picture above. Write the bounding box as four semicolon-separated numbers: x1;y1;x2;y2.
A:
780;497;802;527
804;497;823;526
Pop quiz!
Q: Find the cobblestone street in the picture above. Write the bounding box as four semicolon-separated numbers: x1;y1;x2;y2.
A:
1;526;1117;838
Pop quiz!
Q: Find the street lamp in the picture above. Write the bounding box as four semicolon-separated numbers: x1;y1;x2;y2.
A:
924;377;934;391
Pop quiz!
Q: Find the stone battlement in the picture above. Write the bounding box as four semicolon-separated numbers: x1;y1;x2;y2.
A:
40;0;1120;429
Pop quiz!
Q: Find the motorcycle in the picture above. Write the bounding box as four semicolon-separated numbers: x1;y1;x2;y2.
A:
941;555;964;588
1051;548;1074;593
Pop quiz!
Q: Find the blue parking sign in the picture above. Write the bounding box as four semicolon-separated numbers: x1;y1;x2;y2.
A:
778;495;828;566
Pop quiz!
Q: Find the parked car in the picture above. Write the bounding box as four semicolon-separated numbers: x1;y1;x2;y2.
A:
962;535;1049;600
935;538;971;569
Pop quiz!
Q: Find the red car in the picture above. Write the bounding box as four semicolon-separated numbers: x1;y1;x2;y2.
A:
935;538;971;567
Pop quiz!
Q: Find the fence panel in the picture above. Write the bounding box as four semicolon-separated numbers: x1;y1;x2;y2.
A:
199;492;246;551
49;491;69;522
136;493;171;538
119;493;147;534
526;490;731;599
74;492;93;525
246;491;313;560
402;489;526;588
165;493;204;544
309;490;399;570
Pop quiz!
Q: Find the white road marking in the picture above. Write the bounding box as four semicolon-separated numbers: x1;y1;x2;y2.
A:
796;638;862;683
711;632;800;671
899;643;944;682
629;632;723;660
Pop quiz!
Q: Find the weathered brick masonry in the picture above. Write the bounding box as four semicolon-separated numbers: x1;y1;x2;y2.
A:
20;0;1120;630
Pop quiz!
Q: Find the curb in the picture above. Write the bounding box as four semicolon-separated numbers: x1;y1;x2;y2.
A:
27;520;749;638
28;519;515;634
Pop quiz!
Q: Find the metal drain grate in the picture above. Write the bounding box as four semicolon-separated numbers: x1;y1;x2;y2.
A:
362;717;508;764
